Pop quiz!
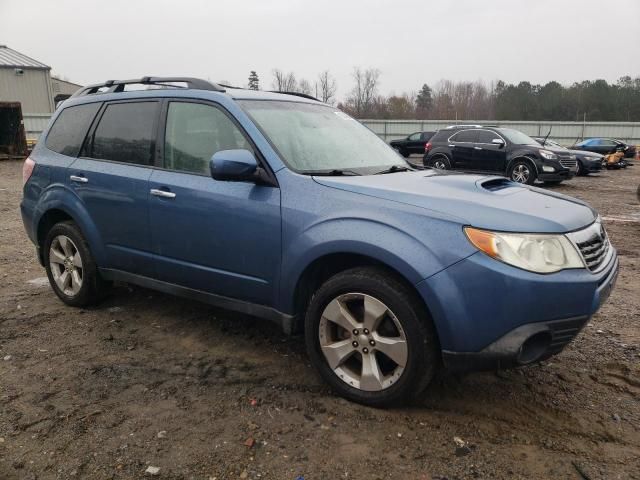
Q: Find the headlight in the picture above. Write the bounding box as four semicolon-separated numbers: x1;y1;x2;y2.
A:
539;149;558;160
464;227;584;273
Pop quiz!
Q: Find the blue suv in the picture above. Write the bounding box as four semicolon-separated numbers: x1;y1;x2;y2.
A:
21;77;619;406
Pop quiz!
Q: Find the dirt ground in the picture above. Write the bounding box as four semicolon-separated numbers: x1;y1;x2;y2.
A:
0;158;639;480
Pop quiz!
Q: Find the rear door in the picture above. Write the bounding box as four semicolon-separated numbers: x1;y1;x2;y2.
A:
148;99;281;306
69;100;159;275
406;132;423;154
449;129;478;170
473;129;507;172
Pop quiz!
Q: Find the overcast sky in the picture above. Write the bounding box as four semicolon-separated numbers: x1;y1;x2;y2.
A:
2;0;638;100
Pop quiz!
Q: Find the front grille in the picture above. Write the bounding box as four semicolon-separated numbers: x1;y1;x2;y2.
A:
559;156;577;169
574;224;610;271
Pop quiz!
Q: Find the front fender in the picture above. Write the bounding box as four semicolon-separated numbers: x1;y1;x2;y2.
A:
33;183;106;265
278;216;467;314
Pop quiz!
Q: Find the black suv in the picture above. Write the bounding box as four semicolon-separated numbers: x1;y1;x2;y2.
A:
423;126;577;185
390;131;435;157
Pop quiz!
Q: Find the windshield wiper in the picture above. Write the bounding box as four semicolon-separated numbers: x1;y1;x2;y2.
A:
306;169;362;176
374;165;413;175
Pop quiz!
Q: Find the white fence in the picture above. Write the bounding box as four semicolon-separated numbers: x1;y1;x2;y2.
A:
361;119;640;146
23;114;640;147
23;114;52;142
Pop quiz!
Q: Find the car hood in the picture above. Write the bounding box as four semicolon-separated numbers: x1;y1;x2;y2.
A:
313;170;596;233
568;148;603;158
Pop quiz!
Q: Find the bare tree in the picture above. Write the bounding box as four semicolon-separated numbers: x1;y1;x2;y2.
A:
272;69;298;92
298;79;313;95
346;67;381;117
317;70;337;104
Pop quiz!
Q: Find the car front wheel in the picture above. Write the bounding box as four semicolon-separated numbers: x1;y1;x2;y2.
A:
509;160;537;185
305;267;438;407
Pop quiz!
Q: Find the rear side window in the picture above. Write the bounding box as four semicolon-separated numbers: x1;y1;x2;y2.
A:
164;102;252;175
451;130;477;143
45;103;101;156
87;102;158;165
477;130;502;144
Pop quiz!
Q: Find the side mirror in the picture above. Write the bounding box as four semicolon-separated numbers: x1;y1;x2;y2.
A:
492;138;505;147
210;149;258;182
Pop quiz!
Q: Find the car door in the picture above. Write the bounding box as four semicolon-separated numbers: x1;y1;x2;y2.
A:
473;129;507;172
449;129;478;170
69;100;159;276
148;100;281;306
594;139;617;154
406;132;423;154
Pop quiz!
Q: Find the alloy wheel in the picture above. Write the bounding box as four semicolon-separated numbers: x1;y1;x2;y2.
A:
49;235;83;296
512;164;530;183
433;159;447;169
318;293;408;392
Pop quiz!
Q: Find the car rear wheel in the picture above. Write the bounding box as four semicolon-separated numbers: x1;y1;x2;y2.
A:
305;267;438;407
44;221;108;307
508;160;537;185
430;156;451;170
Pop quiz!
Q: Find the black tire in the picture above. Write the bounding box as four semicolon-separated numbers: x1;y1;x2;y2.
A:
43;221;108;307
430;155;451;170
576;161;585;176
508;159;537;185
400;149;410;158
304;267;439;407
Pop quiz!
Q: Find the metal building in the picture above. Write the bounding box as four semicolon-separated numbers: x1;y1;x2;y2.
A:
51;76;82;102
0;45;54;114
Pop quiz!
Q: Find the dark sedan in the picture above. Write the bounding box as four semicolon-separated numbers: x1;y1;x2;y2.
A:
572;138;636;161
390;131;435;157
533;137;603;175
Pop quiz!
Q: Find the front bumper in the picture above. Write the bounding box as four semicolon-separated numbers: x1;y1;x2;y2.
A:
538;169;575;181
580;157;604;172
417;246;618;372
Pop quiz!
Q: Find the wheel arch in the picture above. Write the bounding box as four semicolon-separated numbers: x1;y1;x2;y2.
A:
34;187;106;266
507;155;539;176
288;251;439;343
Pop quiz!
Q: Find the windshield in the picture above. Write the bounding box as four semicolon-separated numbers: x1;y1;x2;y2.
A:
498;128;538;146
240;100;405;174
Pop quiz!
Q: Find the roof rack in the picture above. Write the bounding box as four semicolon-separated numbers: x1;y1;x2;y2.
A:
269;91;320;101
445;124;483;129
71;76;226;97
444;124;501;129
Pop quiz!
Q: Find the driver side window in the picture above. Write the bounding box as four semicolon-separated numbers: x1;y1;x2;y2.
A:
408;133;421;141
164;102;252;175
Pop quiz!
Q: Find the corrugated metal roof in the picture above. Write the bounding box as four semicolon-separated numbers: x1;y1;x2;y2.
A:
0;45;50;69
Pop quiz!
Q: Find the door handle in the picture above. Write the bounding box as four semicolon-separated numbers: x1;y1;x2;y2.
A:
70;175;88;183
474;146;482;150
150;188;176;199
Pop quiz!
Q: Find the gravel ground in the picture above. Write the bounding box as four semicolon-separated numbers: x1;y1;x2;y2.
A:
1;158;639;480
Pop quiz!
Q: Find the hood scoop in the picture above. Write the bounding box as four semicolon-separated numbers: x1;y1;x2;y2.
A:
478;177;523;193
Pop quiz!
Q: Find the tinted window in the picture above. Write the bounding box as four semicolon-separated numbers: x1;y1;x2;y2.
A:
597;139;616;147
45;103;101;156
408;133;421;141
89;102;158;165
164;102;253;175
451;130;477;143
421;132;435;141
477;130;502;144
